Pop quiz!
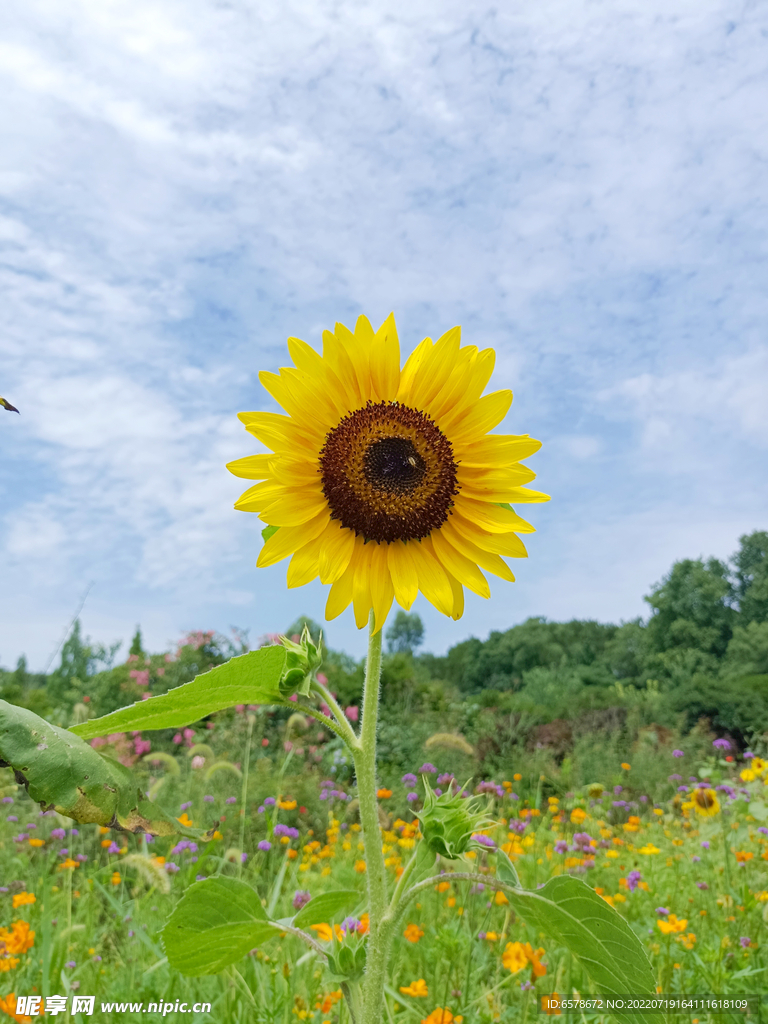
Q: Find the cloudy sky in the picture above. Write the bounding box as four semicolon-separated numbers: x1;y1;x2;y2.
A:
2;0;767;670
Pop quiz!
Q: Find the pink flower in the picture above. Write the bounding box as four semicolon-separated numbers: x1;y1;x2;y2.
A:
321;704;331;716
191;755;205;769
345;706;359;722
141;692;151;700
289;694;298;703
172;733;183;745
316;673;328;686
156;667;165;677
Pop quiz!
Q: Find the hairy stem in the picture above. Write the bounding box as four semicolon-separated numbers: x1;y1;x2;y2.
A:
354;612;388;1024
309;680;361;750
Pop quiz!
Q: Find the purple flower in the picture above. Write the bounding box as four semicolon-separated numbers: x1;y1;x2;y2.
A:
258;840;272;852
582;858;595;870
292;890;312;910
196;874;206;881
70;828;79;836
107;842;120;854
521;980;534;991
406;792;419;803
758;827;768;836
692;856;701;863
626;870;642;892
677;786;689;793
341;916;362;934
226;796;237;804
437;773;454;786
477;930;487;940
180;801;192;811
701;840;710;849
744;751;755;760
128;930;135;937
76;854;88;863
697;881;708;889
58;848;69;857
65;960;76;969
401;773;418;786
264;797;276;806
241;852;248;864
469;883;485;894
471;834;495;848
740;936;751;948
258;804;266;812
672;749;684;757
713;738;731;751
509;819;526;835
6;816;17;823
554;840;569;854
419;763;437;774
165;862;180;874
51;828;66;840
1;797;13;804
203;795;214;803
668;774;682;782
573;832;593;848
656;907;669;916
613;785;623;795
13;834;29;843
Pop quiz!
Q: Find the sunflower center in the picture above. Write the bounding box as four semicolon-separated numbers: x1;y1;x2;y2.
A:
363;437;426;493
319;401;459;543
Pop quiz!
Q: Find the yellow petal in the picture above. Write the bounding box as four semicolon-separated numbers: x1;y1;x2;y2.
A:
286;541;320;588
322;329;363;410
453;495;535;534
270;458;321;487
318;521;357;584
257;512;330;568
387;542;419;610
431;529;491;598
410;536;454;616
448;389;513;444
226;454;274;479
239;412;317;455
409;326;461;411
259;491;329;527
395;337;433;404
498;486;550;504
436;348;496;433
369;313;400;402
258;371;330;438
450;515;528;558
441;519;515;581
337;320;372;404
457;465;537;501
446;570;464;620
427;346;477;423
352;539;375;628
369;543;395;633
326;566;355;620
235;480;284;512
454;434;542;467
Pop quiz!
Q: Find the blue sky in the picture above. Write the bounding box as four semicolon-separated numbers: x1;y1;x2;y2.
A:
1;0;767;670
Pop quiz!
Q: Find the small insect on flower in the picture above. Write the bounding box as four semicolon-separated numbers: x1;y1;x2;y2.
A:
229;315;548;630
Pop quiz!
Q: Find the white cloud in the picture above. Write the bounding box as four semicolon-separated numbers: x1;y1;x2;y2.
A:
1;0;767;667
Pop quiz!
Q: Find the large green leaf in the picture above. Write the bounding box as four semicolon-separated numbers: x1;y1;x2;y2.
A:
292;889;361;929
71;645;287;739
505;876;656;1024
0;700;207;838
162;877;279;975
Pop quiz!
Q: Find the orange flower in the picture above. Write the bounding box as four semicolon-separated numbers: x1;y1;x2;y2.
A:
111;872;122;886
421;1010;463;1024
657;914;688;935
278;799;297;810
621;763;631;771
0;922;34;956
0;992;35;1022
403;923;424;944
570;808;587;824
27;839;45;849
377;788;393;799
309;923;344;942
177;812;194;827
494;890;509;905
400;979;429;997
733;850;753;863
436;881;451;893
354;860;367;873
542;994;562;1016
11;893;35;909
502;941;546;978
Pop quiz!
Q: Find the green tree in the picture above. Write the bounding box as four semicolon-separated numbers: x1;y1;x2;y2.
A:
645;558;734;659
731;530;768;624
385;611;424;654
129;626;145;657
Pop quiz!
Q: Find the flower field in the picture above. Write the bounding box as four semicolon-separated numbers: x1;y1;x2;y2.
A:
2;719;767;1023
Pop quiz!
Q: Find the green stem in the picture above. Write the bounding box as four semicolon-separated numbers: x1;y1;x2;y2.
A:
309;681;361;750
238;713;254;877
354;612;389;1024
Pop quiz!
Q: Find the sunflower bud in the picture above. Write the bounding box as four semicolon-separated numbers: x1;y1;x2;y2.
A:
415;778;495;860
278;625;323;698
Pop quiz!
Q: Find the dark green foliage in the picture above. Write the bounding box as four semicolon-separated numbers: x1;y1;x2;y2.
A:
732;530;768;624
644;557;734;658
385;611;424;654
670;673;768;742
129;626;145;657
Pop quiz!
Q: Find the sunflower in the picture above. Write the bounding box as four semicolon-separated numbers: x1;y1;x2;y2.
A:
228;314;547;631
692;787;720;816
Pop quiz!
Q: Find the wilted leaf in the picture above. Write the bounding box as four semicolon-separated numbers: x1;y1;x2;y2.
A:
71;645;287;740
0;700;209;838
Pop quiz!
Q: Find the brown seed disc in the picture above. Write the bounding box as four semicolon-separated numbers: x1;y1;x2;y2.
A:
319;401;459;543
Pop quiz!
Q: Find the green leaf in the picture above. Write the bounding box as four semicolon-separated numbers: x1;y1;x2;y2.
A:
163;877;279;975
494;848;521;888
504;876;655;1024
748;801;768;822
71;646;287;740
262;524;279;543
293;889;361;929
0;700;208;838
